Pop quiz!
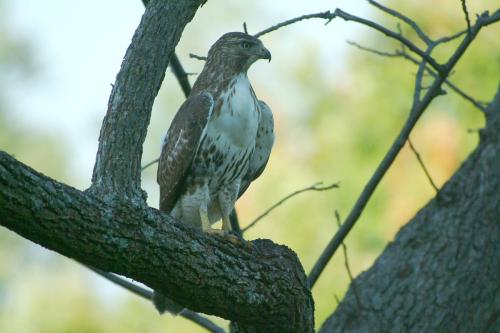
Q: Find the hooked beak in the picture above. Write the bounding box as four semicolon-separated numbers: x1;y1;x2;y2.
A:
260;47;272;62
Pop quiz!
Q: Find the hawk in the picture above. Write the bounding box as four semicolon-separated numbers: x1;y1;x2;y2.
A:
157;32;274;235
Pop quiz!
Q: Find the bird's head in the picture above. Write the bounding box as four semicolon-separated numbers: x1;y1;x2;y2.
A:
207;32;271;73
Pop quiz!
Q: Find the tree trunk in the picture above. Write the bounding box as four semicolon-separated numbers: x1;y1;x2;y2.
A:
319;88;500;333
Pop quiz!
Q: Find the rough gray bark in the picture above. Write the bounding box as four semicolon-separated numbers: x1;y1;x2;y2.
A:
0;152;314;332
90;0;205;200
2;0;497;331
0;0;315;331
319;88;500;333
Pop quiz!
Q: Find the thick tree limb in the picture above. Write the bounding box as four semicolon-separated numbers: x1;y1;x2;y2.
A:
90;0;205;200
140;0;192;99
0;152;313;332
308;9;500;288
319;86;500;333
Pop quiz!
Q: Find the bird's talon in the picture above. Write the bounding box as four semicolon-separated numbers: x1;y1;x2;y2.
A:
226;233;242;245
203;228;225;236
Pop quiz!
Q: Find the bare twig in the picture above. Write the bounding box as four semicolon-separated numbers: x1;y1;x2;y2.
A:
368;0;432;45
334;211;362;308
189;53;207;61
413;46;434;105
347;41;487;112
242;182;339;233
170;53;192;98
254;11;335;37
434;29;467;45
87;266;226;333
460;0;472;33
254;9;444;73
407;138;439;193
334;294;341;306
346;41;400;57
308;9;500;288
243;22;248;34
370;0;466;46
141;157;159;171
335;212;353;283
333;8;444;73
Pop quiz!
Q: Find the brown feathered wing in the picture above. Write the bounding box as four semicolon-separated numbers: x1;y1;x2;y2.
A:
238;100;275;197
157;92;214;212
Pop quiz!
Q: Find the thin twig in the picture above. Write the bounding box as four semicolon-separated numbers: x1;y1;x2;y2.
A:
254;8;444;73
242;182;339;233
170;53;191;98
334;294;341;306
398;51;485;110
141;157;159;171
87;266;226;333
347;41;487;112
243;22;248;34
333;8;444;73
413;46;434;105
408;138;439;193
307;9;500;288
346;41;400;57
254;11;335;37
189;53;207;61
334;211;362;309
368;0;432;45
434;29;467;44
460;0;472;33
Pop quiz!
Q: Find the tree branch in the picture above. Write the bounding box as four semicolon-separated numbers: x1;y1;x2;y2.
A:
368;0;432;45
141;157;160;171
319;86;500;333
88;266;225;333
189;53;208;61
89;0;205;201
254;11;335;37
307;9;500;288
460;0;472;33
170;53;192;98
0;152;313;332
141;0;192;100
407;138;439;193
242;182;339;233
346;41;487;112
254;9;445;74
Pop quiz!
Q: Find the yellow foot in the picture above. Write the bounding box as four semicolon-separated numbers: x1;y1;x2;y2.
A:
226;233;242;245
203;227;225;235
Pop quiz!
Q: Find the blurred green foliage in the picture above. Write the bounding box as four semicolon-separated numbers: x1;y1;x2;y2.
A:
1;0;499;332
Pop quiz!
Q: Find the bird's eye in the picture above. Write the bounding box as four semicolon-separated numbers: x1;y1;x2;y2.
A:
241;42;251;49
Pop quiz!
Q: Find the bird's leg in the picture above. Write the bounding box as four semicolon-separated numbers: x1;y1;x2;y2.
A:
222;214;233;232
218;182;243;244
200;205;211;231
200;204;224;235
219;185;239;233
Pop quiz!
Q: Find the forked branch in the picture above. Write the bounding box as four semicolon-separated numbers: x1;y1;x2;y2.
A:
308;8;500;288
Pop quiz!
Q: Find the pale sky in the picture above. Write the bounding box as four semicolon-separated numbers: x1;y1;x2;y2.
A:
5;0;370;191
